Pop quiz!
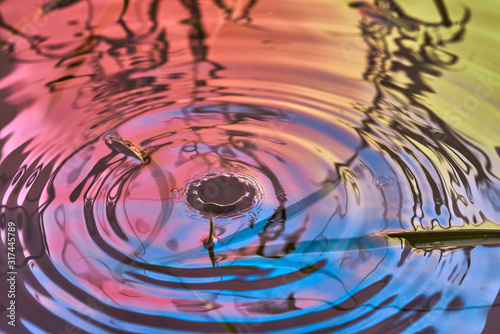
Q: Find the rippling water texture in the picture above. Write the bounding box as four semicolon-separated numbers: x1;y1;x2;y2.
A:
1;0;500;333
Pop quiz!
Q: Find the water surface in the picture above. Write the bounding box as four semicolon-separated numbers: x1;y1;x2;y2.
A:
1;0;500;333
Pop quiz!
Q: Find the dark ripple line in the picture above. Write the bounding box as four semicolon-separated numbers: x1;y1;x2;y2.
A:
21;252;392;333
106;164;141;241
128;259;326;292
356;292;442;334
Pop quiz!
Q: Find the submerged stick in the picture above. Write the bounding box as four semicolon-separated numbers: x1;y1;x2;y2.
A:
208;211;214;246
165;227;500;265
385;229;500;250
203;211;215;249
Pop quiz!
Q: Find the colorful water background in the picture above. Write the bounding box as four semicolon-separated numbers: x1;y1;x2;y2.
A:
1;0;500;333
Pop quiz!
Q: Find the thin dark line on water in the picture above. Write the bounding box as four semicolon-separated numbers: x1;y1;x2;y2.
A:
122;170;147;255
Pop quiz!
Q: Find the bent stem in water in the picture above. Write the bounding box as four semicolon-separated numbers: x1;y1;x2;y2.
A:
203;211;217;268
209;211;214;245
203;211;216;248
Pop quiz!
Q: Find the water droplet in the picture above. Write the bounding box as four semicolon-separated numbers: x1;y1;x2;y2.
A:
373;175;394;187
135;219;150;233
166;239;178;251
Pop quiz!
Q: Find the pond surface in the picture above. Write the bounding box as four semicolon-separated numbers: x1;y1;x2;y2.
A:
1;0;500;333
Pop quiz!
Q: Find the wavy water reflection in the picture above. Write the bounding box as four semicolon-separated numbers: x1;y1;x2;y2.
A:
1;0;500;333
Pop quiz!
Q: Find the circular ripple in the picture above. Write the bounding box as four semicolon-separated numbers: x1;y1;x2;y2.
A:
15;98;500;334
41;101;377;327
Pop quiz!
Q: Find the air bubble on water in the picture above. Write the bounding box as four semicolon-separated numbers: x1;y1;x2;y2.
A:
135;219;150;233
373;175;395;187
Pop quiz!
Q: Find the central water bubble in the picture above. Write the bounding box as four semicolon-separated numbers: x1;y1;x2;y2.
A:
186;174;256;214
373;175;395;187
